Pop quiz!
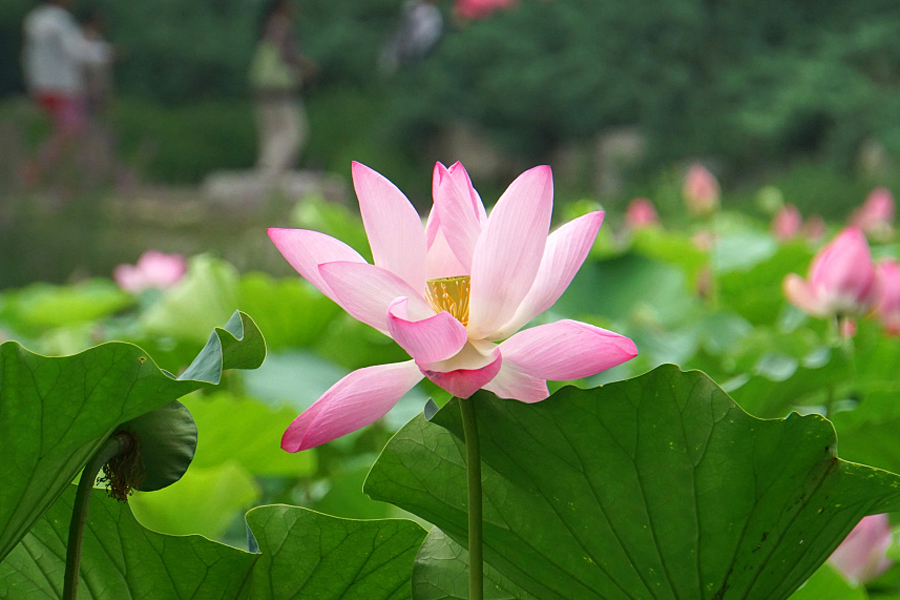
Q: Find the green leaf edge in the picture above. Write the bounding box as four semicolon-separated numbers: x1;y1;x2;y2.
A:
0;310;267;562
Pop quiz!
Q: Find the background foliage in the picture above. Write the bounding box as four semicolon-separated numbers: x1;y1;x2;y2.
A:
3;0;900;204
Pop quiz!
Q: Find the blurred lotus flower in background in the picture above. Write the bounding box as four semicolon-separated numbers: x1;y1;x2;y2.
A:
269;161;637;451
771;203;802;241
803;214;827;243
691;230;714;252
828;514;894;585
455;0;518;20
625;197;660;230
682;163;720;217
874;259;900;335
114;250;187;294
840;317;858;340
851;187;895;241
783;227;877;318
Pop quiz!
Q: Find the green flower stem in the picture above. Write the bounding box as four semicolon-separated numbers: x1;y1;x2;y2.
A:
458;395;484;600
63;433;132;600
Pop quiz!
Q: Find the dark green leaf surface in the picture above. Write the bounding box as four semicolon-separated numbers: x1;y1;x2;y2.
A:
0;311;266;562
0;487;426;600
0;486;255;600
366;365;900;600
412;528;538;600
246;505;426;600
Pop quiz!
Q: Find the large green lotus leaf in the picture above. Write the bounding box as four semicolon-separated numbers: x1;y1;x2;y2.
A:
366;365;900;600
238;272;342;351
182;391;316;477
246;504;426;600
725;341;853;419
0;278;133;333
556;253;697;327
0;486;255;600
825;321;900;473
0;486;426;600
0;310;266;562
140;254;240;345
630;228;708;281
129;461;260;541
830;384;900;474
718;241;813;326
410;530;867;600
412;527;538;600
712;228;777;273
410;529;868;600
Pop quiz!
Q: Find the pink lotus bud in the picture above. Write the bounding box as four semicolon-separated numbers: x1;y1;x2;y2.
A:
840;316;857;340
682;163;720;216
625;198;660;230
771;204;802;241
114;250;187;294
851;187;895;241
783;227;877;318
874;259;900;335
828;514;893;585
455;0;518;20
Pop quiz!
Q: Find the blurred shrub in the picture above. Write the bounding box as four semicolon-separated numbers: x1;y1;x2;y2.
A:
3;0;900;188
113;99;256;183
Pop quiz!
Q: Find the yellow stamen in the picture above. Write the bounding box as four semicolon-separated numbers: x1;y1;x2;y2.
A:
426;276;471;327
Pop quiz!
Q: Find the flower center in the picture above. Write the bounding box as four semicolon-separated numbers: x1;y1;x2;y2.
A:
426;276;470;327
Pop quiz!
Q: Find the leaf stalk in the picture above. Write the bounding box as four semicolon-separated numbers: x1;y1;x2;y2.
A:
63;432;132;600
459;395;483;600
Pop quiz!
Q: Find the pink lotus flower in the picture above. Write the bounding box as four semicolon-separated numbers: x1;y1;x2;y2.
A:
803;214;827;243
851;187;895;241
874;259;900;335
783;227;877;318
114;250;187;294
829;514;894;584
625;198;660;230
682;163;720;216
269;162;637;451
455;0;518;20
771;204;802;241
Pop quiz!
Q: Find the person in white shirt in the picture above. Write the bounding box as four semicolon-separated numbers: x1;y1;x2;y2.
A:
20;0;112;185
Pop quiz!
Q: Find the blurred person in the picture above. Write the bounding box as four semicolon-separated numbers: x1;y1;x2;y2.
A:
79;9;113;118
20;0;112;187
79;9;117;186
380;0;444;75
249;0;317;184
